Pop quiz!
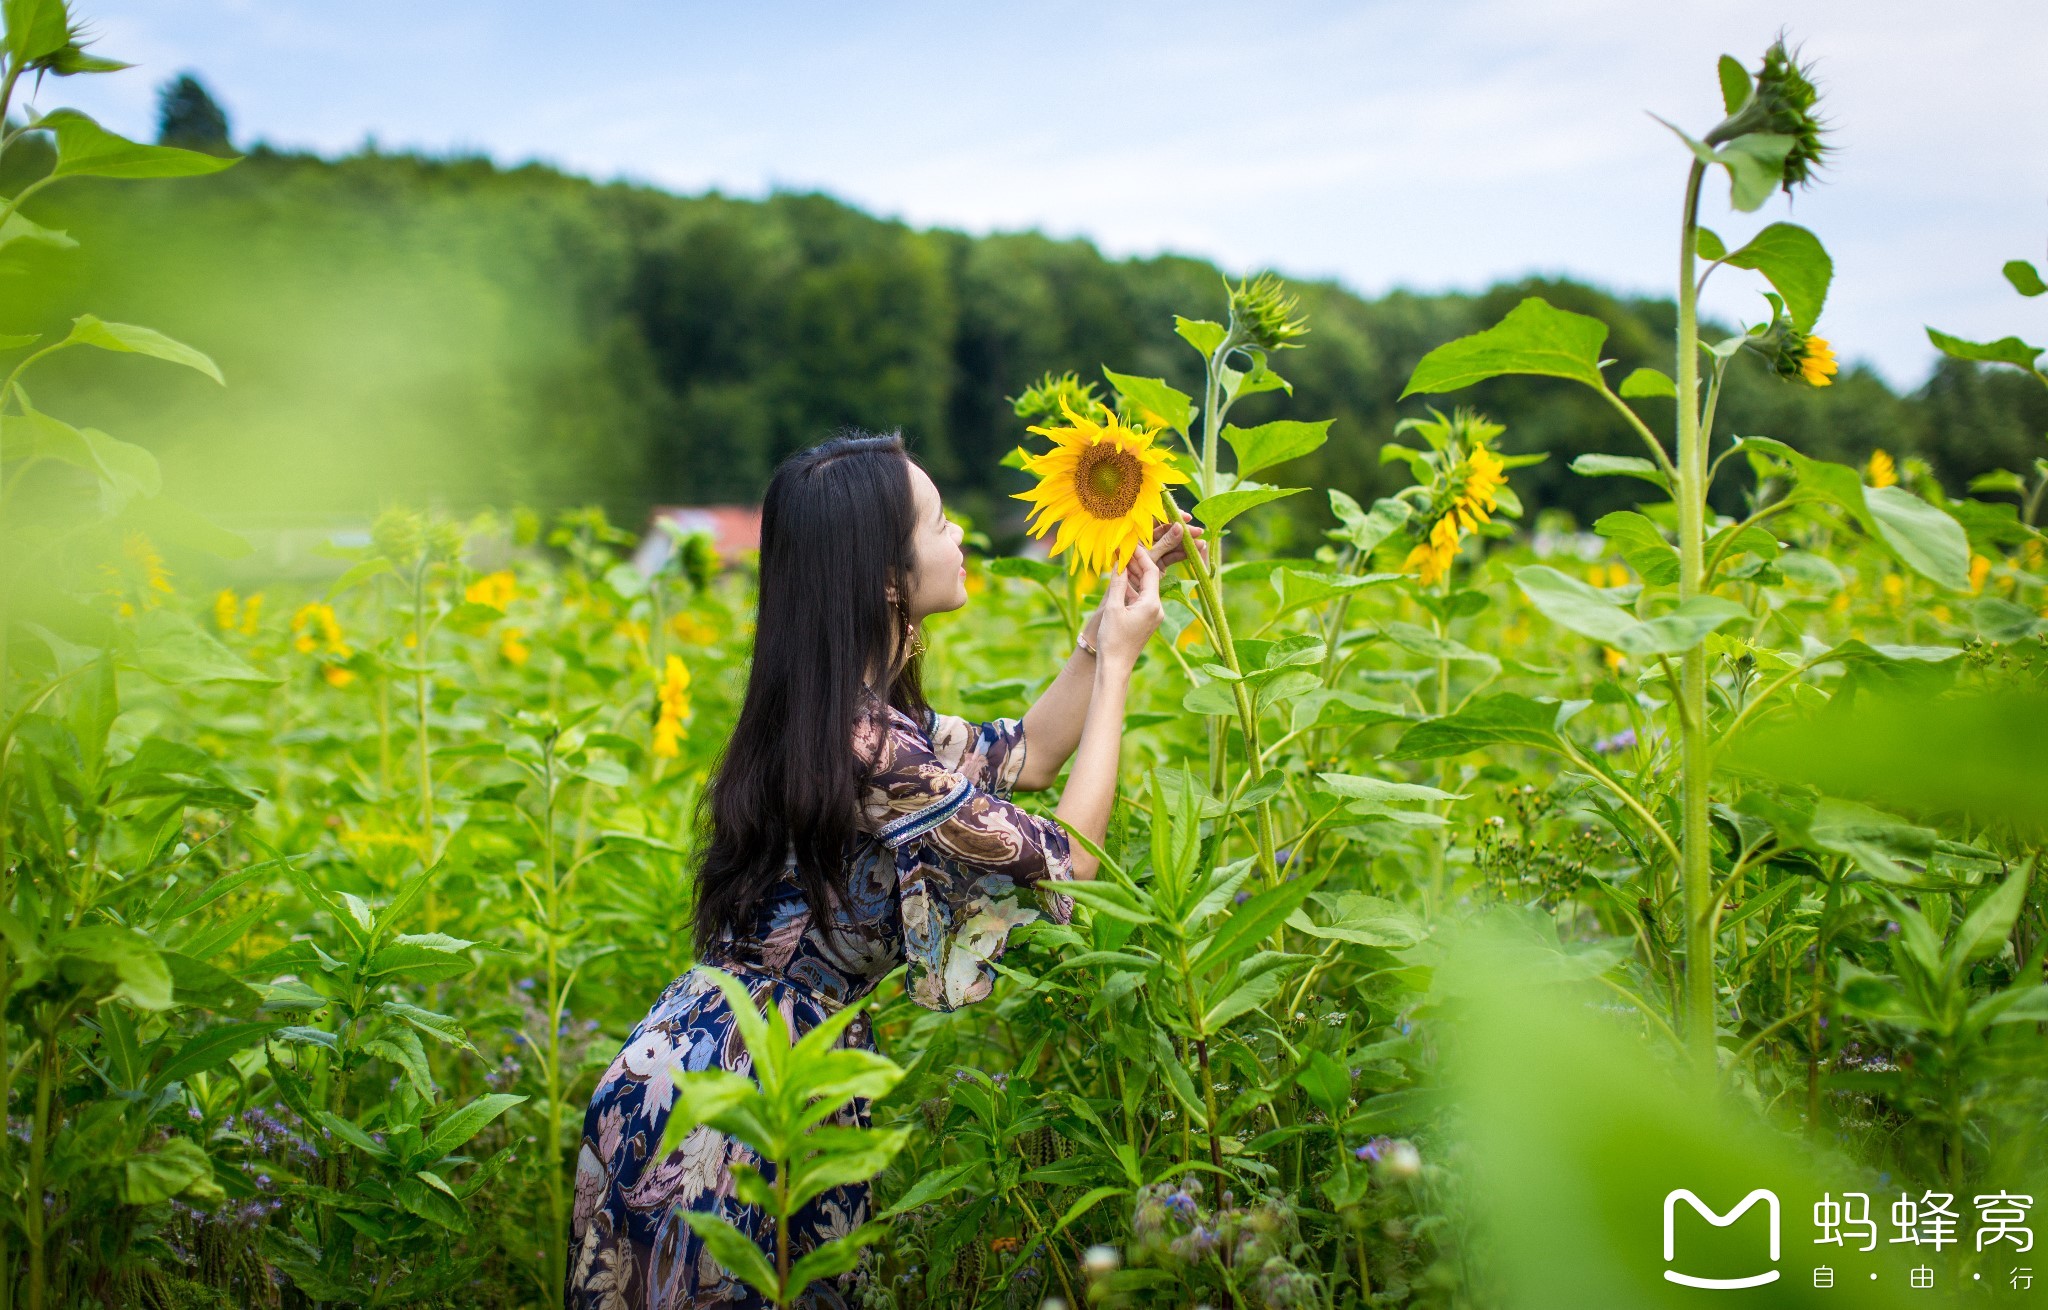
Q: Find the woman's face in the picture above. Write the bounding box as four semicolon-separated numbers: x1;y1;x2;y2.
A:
902;461;968;621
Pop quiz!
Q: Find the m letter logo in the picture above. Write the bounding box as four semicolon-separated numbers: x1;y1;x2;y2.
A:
1663;1188;1782;1289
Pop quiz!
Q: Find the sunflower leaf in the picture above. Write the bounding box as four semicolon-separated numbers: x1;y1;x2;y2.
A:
1193;484;1305;532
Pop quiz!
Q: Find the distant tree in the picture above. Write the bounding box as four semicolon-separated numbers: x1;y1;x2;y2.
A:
156;73;231;154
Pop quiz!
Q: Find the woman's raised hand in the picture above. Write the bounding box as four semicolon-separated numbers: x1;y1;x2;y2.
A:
1097;547;1164;669
1148;511;1206;572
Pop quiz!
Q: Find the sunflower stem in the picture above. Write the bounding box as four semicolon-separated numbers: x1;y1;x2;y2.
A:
1168;488;1280;885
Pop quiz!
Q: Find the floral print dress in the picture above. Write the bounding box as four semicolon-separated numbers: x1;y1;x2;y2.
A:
567;697;1075;1310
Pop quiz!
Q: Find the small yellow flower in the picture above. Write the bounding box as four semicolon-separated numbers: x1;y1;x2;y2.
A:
1968;554;1992;595
1932;604;1953;624
214;589;240;632
321;665;356;689
125;531;174;596
1797;335;1837;387
670;612;719;645
1602;648;1626;671
500;627;529;666
1866;449;1898;489
1828;591;1851;615
652;655;692;758
615;618;649;648
1176;617;1207;652
1881;574;1906;608
240;592;263;636
465;570;516;609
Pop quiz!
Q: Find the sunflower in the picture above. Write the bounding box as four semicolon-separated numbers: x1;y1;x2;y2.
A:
1402;444;1507;586
1012;399;1189;575
1865;448;1897;489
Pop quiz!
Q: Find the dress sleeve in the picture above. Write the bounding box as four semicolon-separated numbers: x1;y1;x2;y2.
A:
922;709;1031;798
859;707;1073;1012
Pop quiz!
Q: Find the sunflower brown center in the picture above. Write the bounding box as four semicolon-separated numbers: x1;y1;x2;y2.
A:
1074;445;1142;520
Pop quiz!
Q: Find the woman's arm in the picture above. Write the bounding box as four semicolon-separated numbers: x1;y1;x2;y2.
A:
1051;549;1163;880
1016;516;1198;791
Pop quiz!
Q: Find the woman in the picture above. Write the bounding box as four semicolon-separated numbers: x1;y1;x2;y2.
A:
566;431;1195;1309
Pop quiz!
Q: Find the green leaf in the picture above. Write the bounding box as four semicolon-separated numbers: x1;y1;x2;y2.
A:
2004;260;2046;297
1953;869;2030;967
317;1110;393;1160
1317;772;1464;805
58;927;174;1010
1327;490;1412;553
681;1212;781;1302
0;210;75;256
1193;865;1324;973
1401;297;1608;398
1741;438;1973;591
1592;512;1679;586
1101;368;1193;435
64;315;224;384
132;610;277;685
1695;227;1728;261
1390;694;1563;761
123;1138;217;1206
1515;566;1746;656
1380;621;1496;666
877;1160;982;1218
1059;878;1157;926
1806;799;1935;885
366;941;476;984
1203;967;1287;1030
1717;54;1751;114
1222;419;1330;477
1864;486;1973;593
1617;367;1676;399
1175;316;1227;356
1192;483;1305;532
1297;1050;1351;1118
1925;327;2043;373
152;1022;280;1090
1570;453;1668;487
4;0;70;63
1287;891;1427;949
1724;223;1833;331
422;1092;525;1162
1271;567;1399;617
381;999;473;1049
41;109;239;180
786;1224;890;1302
986;555;1062;586
363;1029;436;1101
1717;133;1795;212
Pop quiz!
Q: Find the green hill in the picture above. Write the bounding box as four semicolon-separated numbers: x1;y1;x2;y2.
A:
7;144;2041;539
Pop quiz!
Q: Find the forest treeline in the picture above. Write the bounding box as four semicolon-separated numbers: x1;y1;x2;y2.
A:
6;131;2042;542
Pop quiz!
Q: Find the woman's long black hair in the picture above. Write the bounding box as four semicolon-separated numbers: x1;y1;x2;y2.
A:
692;432;928;955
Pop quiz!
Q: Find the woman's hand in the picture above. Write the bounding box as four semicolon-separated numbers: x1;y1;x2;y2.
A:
1147;512;1206;572
1096;547;1164;670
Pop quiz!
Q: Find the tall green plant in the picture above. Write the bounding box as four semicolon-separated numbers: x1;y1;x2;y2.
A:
0;4;254;1305
657;969;909;1310
1393;39;1971;1070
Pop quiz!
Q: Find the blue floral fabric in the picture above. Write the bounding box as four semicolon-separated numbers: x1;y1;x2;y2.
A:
566;698;1073;1309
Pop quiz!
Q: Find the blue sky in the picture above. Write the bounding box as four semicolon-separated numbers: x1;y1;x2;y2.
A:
37;0;2048;387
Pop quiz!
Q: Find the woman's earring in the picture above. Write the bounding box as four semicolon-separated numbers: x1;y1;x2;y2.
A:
902;617;926;660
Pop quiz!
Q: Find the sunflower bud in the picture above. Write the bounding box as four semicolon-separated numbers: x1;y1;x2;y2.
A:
1227;273;1309;352
1011;371;1109;425
1704;39;1827;195
1745;317;1837;387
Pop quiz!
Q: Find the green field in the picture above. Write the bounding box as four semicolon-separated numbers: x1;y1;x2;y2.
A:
3;10;2048;1310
